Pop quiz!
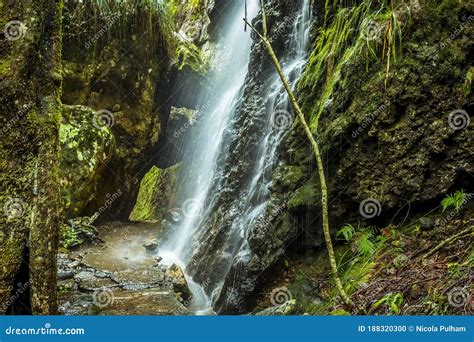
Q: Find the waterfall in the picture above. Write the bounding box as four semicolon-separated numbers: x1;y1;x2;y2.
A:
159;0;260;314
159;0;312;314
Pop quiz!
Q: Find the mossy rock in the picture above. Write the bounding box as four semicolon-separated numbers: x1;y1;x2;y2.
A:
60;105;115;217
129;164;180;222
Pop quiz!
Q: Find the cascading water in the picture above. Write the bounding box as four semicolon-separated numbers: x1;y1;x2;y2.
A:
159;0;260;314
159;0;312;314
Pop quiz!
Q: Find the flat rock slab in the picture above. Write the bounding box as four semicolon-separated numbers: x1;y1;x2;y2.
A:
59;222;188;315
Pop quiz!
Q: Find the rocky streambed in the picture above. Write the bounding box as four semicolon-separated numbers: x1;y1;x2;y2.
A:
57;222;193;315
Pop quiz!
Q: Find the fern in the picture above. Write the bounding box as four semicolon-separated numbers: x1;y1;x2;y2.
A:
441;190;467;212
372;292;404;314
356;231;375;256
337;224;356;241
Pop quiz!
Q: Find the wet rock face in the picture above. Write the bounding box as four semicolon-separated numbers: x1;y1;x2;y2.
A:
192;0;472;314
184;0;305;314
283;0;473;229
60;1;176;221
59;1;220;221
61;53;169;220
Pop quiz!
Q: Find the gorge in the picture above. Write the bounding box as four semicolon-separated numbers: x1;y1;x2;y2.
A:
0;0;472;316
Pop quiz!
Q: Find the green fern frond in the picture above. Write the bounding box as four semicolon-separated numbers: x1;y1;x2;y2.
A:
441;190;467;212
337;224;356;241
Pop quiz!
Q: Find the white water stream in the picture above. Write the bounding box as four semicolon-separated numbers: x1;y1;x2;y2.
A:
159;0;312;314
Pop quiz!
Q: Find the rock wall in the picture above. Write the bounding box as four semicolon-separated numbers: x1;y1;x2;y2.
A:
59;2;173;221
284;0;473;230
206;0;473;313
183;0;307;313
59;0;217;221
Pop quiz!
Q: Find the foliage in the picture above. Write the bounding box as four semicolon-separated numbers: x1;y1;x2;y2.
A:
447;262;462;278
63;0;176;56
58;283;72;296
423;289;449;315
441;190;467;212
337;224;356;241
337;224;377;256
59;223;83;249
356;230;376;256
299;0;404;132
175;43;210;74
463;67;473;97
372;292;404;314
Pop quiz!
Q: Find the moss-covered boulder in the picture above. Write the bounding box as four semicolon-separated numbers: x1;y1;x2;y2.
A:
60;105;115;217
129;164;180;222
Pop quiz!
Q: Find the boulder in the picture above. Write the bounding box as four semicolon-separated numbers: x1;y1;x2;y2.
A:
166;264;192;303
129;164;180;222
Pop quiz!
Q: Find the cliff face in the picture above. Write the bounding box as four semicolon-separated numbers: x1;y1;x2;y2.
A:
283;0;473;230
59;2;173;221
205;0;473;313
59;0;217;221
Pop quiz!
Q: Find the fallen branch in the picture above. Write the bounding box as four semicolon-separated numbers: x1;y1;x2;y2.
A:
422;226;473;259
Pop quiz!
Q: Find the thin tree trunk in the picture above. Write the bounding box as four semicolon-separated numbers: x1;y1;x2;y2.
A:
244;1;353;307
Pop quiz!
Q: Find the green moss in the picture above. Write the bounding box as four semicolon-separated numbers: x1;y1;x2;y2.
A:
0;0;5;28
298;1;402;133
129;163;180;222
129;165;161;222
288;175;320;209
0;56;11;76
176;42;210;74
59;105;115;217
